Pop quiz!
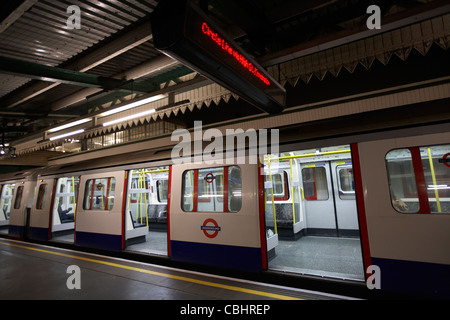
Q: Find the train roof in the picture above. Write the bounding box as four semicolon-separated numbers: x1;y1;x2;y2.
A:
0;167;43;183
37;146;174;177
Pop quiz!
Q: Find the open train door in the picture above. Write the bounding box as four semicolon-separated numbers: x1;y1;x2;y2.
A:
169;158;267;272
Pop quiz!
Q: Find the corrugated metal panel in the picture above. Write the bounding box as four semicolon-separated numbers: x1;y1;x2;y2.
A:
0;76;31;98
88;41;160;77
0;0;158;98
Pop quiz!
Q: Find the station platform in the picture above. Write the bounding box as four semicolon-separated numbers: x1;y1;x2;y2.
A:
0;238;357;302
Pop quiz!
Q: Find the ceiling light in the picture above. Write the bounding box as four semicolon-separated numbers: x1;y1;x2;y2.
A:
100;94;166;117
49;129;85;141
48;118;91;133
102;109;156;127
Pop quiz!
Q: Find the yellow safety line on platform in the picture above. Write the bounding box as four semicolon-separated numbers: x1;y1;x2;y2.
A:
0;241;302;300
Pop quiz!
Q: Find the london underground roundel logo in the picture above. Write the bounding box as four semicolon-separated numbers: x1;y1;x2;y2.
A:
441;153;450;168
201;218;221;238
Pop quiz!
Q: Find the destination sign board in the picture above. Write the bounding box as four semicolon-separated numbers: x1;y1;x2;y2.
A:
151;0;285;114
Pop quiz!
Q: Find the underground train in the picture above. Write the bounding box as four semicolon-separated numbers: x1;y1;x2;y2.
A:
1;123;449;299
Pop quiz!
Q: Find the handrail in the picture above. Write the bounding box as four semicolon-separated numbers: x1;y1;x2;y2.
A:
265;149;351;162
289;158;296;225
72;176;76;219
267;159;278;235
427;147;442;212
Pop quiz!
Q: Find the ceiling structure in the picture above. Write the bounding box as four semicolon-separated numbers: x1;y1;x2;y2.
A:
0;0;447;157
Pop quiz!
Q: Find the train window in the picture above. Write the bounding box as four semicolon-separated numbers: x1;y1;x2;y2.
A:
36;184;48;210
302;166;329;200
83;178;116;211
420;145;450;213
272;174;283;194
53;177;79;223
386;145;450;214
337;166;356;200
198;169;218;205
182;166;242;213
157;180;169;202
13;185;24;209
0;184;14;219
386;149;419;213
265;171;290;201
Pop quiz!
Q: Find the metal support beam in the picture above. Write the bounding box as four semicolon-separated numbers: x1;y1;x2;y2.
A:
0;56;153;93
0;111;79;119
50;56;184;112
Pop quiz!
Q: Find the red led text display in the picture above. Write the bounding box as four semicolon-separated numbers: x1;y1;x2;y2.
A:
201;22;270;86
151;0;285;114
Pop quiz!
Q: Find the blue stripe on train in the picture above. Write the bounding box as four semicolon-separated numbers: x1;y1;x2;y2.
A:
171;240;263;272
76;231;122;252
28;226;48;241
8;225;25;239
371;257;450;299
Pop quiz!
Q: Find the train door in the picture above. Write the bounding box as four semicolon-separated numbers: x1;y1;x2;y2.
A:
0;183;14;235
301;162;337;235
301;160;358;236
29;178;56;241
76;171;124;251
170;160;267;272
267;145;364;281
49;176;79;243
124;166;170;255
332;161;359;236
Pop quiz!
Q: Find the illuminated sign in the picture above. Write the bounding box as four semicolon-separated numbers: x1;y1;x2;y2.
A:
201;22;271;86
151;0;285;114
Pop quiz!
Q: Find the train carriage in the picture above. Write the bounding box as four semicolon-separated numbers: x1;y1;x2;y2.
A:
1;123;449;298
1;169;39;239
356;131;450;296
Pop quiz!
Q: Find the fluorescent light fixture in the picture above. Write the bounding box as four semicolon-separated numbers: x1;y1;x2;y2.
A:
48;118;91;133
100;94;166;117
49;129;85;141
428;184;450;190
102;109;156;127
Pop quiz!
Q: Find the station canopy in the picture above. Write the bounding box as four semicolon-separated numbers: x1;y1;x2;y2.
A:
0;0;448;156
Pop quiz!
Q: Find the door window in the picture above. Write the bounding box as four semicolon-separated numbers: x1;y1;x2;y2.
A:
337;166;355;200
182;166;242;213
13;186;24;209
83;178;116;211
36;184;48;210
302;166;329;200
